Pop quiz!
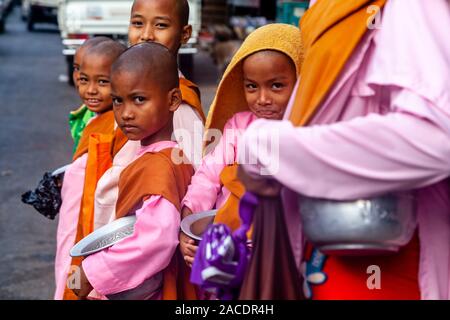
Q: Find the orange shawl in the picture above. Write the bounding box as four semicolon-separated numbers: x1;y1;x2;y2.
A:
72;110;115;161
214;164;248;231
179;77;205;123
115;148;197;300
64;112;115;300
289;0;386;126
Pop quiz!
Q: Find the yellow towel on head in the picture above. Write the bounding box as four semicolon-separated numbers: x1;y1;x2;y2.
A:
205;23;304;135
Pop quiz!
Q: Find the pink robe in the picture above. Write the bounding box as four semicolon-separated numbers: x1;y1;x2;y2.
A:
54;154;87;300
82;140;181;299
239;0;450;299
182;111;257;213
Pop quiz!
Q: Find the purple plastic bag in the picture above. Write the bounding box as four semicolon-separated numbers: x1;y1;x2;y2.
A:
190;192;258;300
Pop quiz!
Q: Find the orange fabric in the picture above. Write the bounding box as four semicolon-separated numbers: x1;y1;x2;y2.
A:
289;0;386;126
111;128;128;158
63;133;115;300
214;164;253;237
115;148;193;218
72;110;115;160
114;147;197;300
179;77;205;123
162;251;198;300
79;134;114;237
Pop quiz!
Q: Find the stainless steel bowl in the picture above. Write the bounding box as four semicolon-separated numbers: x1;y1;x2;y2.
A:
299;193;417;256
180;210;217;242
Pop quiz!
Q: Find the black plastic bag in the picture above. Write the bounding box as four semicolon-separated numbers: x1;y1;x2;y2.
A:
21;171;64;220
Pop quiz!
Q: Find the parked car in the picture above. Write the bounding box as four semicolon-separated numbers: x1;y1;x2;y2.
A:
0;0;13;33
58;0;202;85
22;0;59;31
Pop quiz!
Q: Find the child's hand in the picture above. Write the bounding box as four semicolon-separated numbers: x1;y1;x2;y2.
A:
180;232;198;268
71;265;93;300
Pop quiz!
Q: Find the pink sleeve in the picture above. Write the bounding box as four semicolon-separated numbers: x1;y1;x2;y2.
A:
82;195;180;295
240;108;450;200
182;119;238;213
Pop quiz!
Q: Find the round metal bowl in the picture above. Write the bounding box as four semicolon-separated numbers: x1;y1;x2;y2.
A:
299;193;417;256
180;210;217;242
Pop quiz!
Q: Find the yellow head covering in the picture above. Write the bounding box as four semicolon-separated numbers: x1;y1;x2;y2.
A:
205;23;304;134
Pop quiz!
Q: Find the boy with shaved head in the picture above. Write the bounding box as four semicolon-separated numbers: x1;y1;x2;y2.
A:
55;40;127;300
73;42;197;300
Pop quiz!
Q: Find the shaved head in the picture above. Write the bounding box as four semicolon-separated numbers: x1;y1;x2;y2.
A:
84;40;127;63
112;42;179;91
80;36;112;50
176;0;190;26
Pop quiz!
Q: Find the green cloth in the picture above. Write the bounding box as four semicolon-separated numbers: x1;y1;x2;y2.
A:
69;104;96;154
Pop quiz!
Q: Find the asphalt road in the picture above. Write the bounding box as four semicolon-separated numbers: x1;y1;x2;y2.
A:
0;6;218;300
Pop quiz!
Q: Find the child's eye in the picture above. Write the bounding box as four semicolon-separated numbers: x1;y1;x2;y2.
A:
73;65;80;72
134;96;146;104
245;83;257;91
99;79;110;85
272;82;284;90
79;77;87;84
155;23;168;29
131;20;143;27
112;97;122;105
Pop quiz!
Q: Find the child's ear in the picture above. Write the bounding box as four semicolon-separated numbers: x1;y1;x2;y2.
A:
168;88;182;112
181;25;192;45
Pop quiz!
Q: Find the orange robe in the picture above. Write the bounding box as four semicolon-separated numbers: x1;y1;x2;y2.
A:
63;110;115;300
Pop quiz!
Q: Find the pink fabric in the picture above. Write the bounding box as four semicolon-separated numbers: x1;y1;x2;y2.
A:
239;0;450;299
54;154;88;300
93;140;141;230
182;111;257;213
83;141;180;298
173;103;205;170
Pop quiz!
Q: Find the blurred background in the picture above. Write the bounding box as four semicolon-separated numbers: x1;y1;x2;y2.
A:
0;0;308;299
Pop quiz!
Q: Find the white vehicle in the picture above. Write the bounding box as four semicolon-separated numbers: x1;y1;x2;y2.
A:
58;0;202;84
22;0;59;31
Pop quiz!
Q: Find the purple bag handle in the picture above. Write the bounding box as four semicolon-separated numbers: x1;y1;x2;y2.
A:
234;191;259;241
218;192;259;300
190;191;259;299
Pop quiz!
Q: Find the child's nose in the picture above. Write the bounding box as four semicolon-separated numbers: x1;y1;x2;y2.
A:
87;82;98;95
121;106;135;120
257;90;272;105
140;26;155;42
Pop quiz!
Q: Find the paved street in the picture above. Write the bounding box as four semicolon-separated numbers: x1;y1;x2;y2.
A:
0;6;218;300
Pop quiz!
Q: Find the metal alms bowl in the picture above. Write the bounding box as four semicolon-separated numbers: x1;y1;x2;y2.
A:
180;210;218;242
299;193;417;256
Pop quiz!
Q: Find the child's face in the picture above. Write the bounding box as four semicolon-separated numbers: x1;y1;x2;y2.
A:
73;46;87;89
78;53;114;113
111;70;181;145
128;0;192;55
242;51;297;120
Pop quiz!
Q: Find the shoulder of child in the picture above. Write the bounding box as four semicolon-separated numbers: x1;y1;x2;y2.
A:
224;111;258;130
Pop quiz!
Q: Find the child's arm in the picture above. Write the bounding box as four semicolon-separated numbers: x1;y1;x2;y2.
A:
81;195;180;297
181;119;238;214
